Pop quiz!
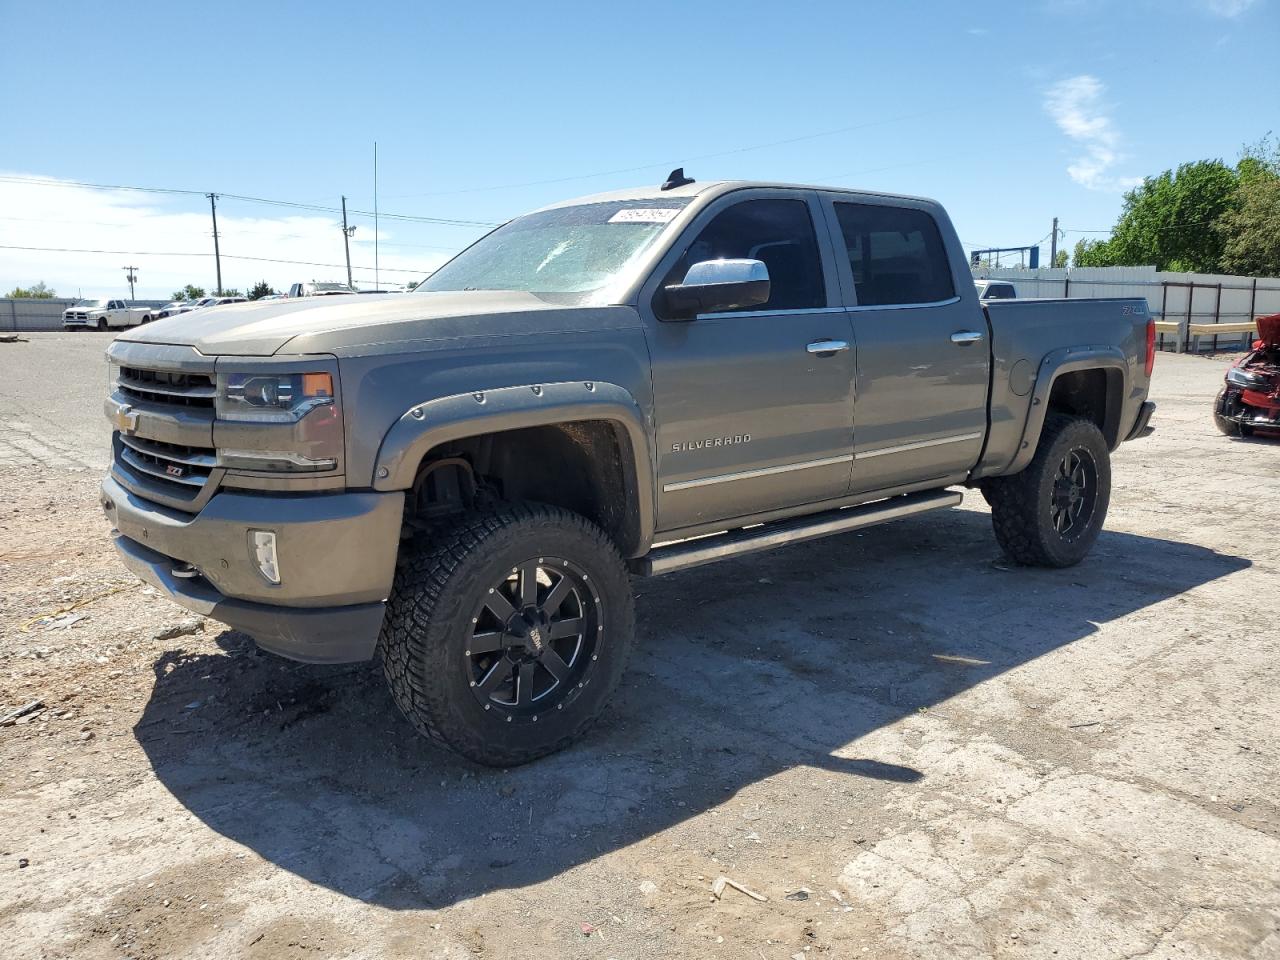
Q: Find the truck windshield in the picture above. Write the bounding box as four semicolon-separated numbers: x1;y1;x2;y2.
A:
75;299;108;308
418;199;692;304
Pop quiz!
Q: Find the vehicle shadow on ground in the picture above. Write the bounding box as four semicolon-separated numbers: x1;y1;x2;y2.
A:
133;506;1249;909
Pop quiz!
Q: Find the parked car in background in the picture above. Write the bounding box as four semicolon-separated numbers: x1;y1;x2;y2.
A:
63;299;154;331
288;281;355;298
975;280;1017;299
207;296;248;307
1213;313;1280;438
155;301;197;320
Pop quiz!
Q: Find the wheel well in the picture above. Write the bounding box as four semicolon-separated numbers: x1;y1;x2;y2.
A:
405;420;643;556
1047;368;1123;447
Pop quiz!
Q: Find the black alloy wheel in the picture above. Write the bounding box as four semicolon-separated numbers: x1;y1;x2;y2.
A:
466;556;602;722
1049;447;1098;537
379;502;635;766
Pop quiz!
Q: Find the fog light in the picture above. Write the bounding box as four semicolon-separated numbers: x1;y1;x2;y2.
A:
249;530;281;584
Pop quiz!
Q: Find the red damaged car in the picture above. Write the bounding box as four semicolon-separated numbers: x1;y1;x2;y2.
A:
1214;313;1280;438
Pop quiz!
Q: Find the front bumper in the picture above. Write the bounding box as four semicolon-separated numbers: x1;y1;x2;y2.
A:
101;474;404;663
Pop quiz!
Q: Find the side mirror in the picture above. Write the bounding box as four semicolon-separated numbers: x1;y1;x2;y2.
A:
662;259;770;320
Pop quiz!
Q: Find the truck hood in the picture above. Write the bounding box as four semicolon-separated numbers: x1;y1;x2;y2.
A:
114;291;625;356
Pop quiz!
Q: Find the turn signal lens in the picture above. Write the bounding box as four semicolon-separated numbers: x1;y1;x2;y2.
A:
249;530;280;584
1144;319;1155;378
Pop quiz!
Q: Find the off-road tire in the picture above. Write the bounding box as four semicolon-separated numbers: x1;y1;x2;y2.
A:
1212;387;1253;437
96;318;108;331
379;502;635;766
984;413;1111;568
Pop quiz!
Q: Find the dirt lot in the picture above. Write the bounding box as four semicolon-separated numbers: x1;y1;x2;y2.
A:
2;332;1278;959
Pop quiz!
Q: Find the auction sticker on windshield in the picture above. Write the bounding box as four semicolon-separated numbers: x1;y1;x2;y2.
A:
607;208;683;224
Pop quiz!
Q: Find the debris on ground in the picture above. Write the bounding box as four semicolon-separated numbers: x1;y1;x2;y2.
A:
711;875;768;902
785;888;811;901
152;618;205;642
1;700;45;727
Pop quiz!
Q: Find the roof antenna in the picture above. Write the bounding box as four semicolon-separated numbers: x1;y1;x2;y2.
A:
661;167;695;191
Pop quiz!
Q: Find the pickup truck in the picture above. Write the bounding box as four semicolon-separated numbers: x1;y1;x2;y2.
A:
100;174;1156;765
65;299;155;330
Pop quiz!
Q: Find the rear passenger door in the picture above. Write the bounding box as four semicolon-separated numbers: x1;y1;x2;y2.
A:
821;195;990;494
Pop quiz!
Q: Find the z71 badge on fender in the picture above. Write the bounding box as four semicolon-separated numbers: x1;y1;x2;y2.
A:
672;435;751;453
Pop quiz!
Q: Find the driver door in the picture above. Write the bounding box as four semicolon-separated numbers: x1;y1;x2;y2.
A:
639;191;856;533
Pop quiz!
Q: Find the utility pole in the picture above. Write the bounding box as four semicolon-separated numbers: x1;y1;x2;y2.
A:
122;265;138;300
341;196;354;290
207;193;223;295
373;141;380;292
1050;217;1059;268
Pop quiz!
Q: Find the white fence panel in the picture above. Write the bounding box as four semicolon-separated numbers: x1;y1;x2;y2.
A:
972;265;1280;352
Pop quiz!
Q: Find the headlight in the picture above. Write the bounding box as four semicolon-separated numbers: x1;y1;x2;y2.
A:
1226;367;1268;389
216;372;334;423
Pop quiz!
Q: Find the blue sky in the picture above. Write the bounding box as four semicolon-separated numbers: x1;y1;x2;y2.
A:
0;0;1274;298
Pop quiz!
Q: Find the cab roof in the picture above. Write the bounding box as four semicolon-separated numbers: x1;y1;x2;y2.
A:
532;179;939;215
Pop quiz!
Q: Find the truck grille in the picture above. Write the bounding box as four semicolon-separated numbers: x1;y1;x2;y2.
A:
118;435;216;489
118;366;216;408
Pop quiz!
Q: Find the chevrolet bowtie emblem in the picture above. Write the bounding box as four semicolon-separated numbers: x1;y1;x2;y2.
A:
112;403;139;434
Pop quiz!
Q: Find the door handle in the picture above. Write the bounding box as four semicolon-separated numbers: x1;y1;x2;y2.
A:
950;330;984;345
807;339;850;355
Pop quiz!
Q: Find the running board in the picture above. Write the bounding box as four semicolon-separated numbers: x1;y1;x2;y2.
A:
633;488;963;577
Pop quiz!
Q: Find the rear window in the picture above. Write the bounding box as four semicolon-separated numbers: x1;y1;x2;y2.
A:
833;202;955;307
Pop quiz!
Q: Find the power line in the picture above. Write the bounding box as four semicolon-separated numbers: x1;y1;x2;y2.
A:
0;243;425;274
0;175;497;228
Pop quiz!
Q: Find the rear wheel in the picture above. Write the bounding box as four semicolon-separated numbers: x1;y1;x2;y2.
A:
379;502;635;766
984;413;1111;568
1212;387;1253;437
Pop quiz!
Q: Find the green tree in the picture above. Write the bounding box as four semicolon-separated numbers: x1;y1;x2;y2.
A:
172;284;206;301
1105;160;1239;272
1052;249;1069;268
219;288;243;297
1072;238;1117;268
1217;172;1280;277
247;280;276;300
5;281;56;298
1216;135;1280;277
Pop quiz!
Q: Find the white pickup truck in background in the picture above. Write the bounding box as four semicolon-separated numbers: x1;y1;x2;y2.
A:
63;299;155;330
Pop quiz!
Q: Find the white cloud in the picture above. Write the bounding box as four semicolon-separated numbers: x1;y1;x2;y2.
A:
0;173;461;300
966;26;989;35
1043;76;1142;192
1201;0;1258;16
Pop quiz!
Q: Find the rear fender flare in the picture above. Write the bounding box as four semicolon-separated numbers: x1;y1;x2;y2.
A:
371;380;656;555
1006;346;1128;475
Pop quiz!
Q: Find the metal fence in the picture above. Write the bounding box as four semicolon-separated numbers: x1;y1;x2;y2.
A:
1;298;79;332
974;266;1280;352
1;298;168;332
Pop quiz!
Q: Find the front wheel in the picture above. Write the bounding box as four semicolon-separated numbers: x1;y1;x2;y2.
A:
96;318;108;331
1212;387;1253;437
379;502;635;766
984;413;1111;568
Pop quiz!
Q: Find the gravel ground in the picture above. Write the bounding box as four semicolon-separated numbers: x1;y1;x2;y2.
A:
1;333;1278;959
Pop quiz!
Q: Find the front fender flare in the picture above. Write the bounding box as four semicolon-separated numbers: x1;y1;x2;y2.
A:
371;380;656;555
1005;346;1129;475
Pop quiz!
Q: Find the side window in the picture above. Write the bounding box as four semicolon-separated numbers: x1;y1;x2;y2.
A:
667;199;825;312
833;202;955;307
